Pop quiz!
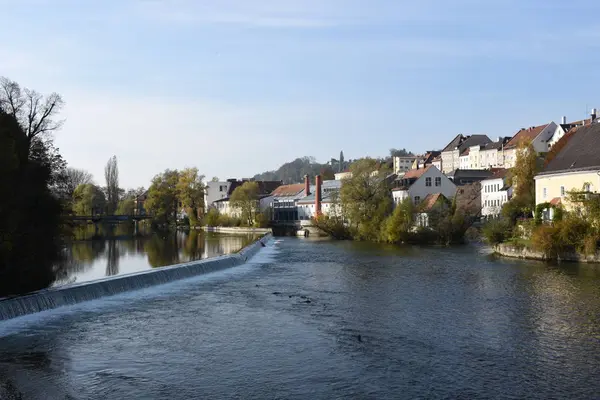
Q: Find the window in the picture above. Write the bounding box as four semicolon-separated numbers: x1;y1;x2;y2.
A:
543;188;547;199
560;186;565;197
425;177;432;187
584;183;591;192
414;196;421;204
435;177;441;187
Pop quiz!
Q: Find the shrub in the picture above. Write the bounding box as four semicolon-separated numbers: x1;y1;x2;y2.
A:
531;224;562;258
583;234;599;256
254;212;270;228
482;218;512;245
205;208;220;227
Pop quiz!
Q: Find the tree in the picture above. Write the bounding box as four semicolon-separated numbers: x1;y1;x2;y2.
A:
230;181;260;226
382;198;414;243
116;198;135;215
211;176;220;182
508;140;539;217
340;158;392;240
205;208;221;227
339;150;345;173
64;167;93;198
145;169;180;226
72;184;106;216
389;148;414;158
0;76;64;151
176;167;205;226
104;155;119;214
0;110;63;296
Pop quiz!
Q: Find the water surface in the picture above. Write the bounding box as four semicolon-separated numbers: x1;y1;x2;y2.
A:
1;239;600;399
53;226;259;286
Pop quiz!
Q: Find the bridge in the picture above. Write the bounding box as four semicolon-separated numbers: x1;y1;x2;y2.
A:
65;215;153;223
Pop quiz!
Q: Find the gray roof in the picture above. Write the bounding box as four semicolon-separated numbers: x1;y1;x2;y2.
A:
447;169;494;179
538;122;600;175
458;135;492;151
482;137;511;151
442;134;465;152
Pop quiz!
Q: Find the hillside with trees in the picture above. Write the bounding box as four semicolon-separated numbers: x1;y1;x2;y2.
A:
253;156;339;184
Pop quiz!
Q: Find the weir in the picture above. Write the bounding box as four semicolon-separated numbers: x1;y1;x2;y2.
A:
0;234;271;322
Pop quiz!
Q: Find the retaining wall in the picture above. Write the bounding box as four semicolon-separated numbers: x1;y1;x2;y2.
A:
494;243;600;263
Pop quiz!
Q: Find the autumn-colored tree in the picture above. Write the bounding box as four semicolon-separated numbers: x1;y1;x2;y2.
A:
508;140;539;217
340;158;392;240
176;167;205;226
230;181;260;226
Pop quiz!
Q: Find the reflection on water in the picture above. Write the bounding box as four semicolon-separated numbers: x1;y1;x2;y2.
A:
53;224;259;286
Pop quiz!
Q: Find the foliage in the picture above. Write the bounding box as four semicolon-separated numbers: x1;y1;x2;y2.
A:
482;218;513;245
104;155;119;214
0;110;63;296
389;148;415;157
508;140;540;218
253;156;324;184
230;181;260;226
176;167;205;226
254;212;270;228
339;151;345;173
340;158;392;241
145;169;180;226
205;208;220;227
116;198;135;215
312;214;353;240
72;184;106;215
381;198;414;244
531;224;563;259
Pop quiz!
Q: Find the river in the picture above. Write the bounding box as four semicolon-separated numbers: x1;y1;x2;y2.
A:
52;226;261;286
1;238;600;399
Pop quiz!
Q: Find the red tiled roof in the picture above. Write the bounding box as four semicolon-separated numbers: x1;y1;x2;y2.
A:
505;124;549;149
550;197;562;206
419;193;447;212
271;184;305;196
403;165;432;180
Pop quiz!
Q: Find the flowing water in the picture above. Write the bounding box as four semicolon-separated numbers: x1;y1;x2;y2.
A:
1;238;600;399
53;226;260;286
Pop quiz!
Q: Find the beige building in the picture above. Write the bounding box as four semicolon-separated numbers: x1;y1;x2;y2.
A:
440;134;491;174
534;122;600;216
503;122;557;168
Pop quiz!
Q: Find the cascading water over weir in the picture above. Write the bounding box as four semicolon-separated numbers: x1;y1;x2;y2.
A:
0;234;272;322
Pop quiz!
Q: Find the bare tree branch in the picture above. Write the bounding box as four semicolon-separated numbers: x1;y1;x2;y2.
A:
0;76;64;147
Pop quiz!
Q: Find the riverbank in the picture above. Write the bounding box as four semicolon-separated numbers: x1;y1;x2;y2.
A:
494;243;600;263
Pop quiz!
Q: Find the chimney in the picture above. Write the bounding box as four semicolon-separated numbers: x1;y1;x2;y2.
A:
315;175;322;216
592;108;597;122
304;175;311;196
561;116;567;124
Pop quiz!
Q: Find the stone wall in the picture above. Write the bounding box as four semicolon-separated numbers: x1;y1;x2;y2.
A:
494;243;600;263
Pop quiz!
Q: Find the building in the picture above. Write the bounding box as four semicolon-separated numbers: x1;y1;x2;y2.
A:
440;134;492;174
269;183;306;222
391;165;456;206
534;121;600;217
548;114;595;148
432;155;442;171
416;193;450;228
393;156;417;175
502;122;557;168
212;179;282;217
481;169;512;218
447;169;494;186
204;180;233;209
475;137;512;169
133;191;148;216
334;171;353;180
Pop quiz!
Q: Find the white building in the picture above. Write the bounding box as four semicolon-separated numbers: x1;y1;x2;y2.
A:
459;150;470;169
393;156;416;175
481;169;511;218
440;134;491;174
502;122;557;168
204;180;232;209
391;165;457;206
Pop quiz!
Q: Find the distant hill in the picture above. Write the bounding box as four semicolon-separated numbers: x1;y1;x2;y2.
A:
253;157;341;184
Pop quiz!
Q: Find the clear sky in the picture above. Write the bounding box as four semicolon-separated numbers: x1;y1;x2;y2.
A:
2;0;599;188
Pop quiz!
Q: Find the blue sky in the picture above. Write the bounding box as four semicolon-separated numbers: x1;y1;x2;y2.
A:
2;0;599;188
